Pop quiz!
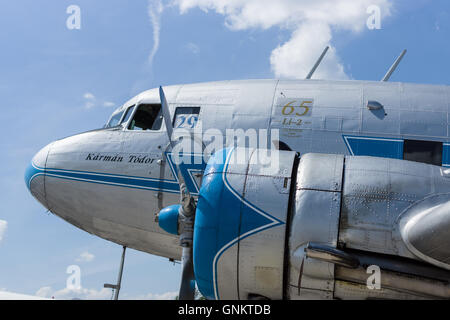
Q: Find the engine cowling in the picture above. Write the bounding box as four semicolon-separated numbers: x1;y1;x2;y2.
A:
193;148;295;300
193;148;450;300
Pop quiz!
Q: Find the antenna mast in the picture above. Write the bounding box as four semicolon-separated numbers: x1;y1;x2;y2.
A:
305;46;330;80
381;49;407;82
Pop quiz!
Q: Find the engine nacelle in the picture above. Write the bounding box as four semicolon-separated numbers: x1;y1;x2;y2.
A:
194;148;295;300
193;148;450;300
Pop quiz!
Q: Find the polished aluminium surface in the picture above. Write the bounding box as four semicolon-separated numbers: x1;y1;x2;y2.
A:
288;154;450;299
27;79;450;260
288;153;343;299
25;78;450;300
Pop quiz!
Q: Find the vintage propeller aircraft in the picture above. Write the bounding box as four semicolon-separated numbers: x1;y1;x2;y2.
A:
25;49;450;299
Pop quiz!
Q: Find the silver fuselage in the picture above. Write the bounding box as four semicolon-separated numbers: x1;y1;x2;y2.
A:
26;79;450;260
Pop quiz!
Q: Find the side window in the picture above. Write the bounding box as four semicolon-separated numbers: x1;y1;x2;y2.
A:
173;107;200;129
403;139;442;166
128;104;163;131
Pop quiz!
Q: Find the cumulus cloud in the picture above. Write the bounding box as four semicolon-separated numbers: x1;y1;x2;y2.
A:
0;220;7;243
148;0;164;66
173;0;393;79
36;286;111;300
76;251;95;263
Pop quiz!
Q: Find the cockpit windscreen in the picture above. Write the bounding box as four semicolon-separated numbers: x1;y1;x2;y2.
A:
105;110;124;128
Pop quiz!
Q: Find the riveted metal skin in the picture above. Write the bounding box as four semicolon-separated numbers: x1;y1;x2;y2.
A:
340;156;450;263
286;154;450;299
287;154;344;299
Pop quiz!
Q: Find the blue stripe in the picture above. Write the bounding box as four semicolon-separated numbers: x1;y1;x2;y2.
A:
26;163;183;194
26;153;208;195
25;163;45;190
343;135;404;159
443;144;450;167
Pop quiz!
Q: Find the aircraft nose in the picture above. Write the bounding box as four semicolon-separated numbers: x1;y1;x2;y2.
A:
25;143;52;207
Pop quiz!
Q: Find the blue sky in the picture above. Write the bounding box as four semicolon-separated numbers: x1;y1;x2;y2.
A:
0;0;449;299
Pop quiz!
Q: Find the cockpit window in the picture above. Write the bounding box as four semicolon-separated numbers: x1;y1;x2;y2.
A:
121;105;135;125
128;104;163;131
106;110;124;128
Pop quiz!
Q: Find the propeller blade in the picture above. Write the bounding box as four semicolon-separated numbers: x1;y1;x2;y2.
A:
159;86;176;150
159;86;193;202
159;86;197;300
179;246;196;300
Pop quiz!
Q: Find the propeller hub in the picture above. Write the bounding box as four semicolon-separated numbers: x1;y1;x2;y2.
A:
158;205;181;235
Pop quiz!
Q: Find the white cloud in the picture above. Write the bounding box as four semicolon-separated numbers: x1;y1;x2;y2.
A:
83;92;96;109
76;251;95;263
83;92;95;100
35;286;53;298
125;291;178;300
82;93;115;109
103;101;115;108
173;0;393;79
270;22;347;79
186;42;200;55
0;290;50;300
148;0;164;66
0;220;7;243
36;286;111;300
84;101;95;109
35;286;177;300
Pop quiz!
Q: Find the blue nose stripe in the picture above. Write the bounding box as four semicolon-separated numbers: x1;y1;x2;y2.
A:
24;163;45;191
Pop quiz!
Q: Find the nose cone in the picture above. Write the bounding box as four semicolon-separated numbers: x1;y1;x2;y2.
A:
25;143;52;207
